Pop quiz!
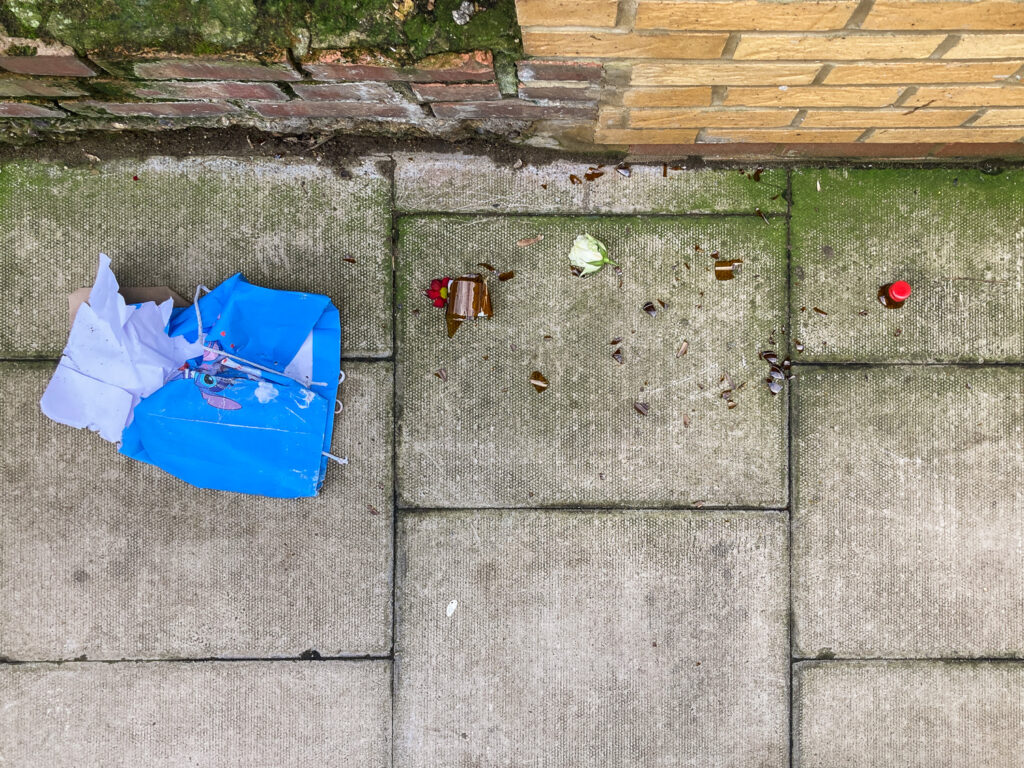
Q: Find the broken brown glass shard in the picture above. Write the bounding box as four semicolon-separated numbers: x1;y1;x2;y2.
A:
634;401;649;416
342;257;357;264
767;378;783;395
610;337;623;345
813;306;828;316
498;271;515;281
569;174;583;185
477;262;496;272
434;368;448;382
529;371;549;392
516;235;544;247
584;171;605;181
794;340;805;353
714;259;743;281
677;340;689;357
616;163;631;177
445;274;493;338
612;348;623;364
642;302;658;317
657;299;667;309
756;208;770;224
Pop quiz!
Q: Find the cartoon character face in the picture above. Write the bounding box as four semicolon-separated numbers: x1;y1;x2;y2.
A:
193;371;242;410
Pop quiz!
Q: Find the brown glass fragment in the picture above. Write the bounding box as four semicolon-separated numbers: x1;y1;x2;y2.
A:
634;401;649;416
529;371;549;392
445;274;493;338
498;271;515;281
714;260;743;281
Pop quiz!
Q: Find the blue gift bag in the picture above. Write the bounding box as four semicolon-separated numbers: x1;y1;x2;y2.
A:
119;274;343;497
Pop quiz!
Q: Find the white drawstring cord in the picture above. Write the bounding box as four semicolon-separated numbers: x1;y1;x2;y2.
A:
322;452;349;465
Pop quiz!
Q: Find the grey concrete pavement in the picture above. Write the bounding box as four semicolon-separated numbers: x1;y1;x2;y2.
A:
395;510;789;768
0;156;393;358
793;365;1024;659
395;152;788;215
0;362;393;659
791;168;1024;362
0;660;391;767
396;214;788;508
794;661;1024;768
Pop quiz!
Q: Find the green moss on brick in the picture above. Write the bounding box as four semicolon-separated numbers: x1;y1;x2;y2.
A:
5;0;522;61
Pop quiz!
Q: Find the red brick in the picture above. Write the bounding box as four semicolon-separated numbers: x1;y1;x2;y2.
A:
250;101;424;118
304;51;493;82
935;142;1024;158
291;82;406;102
133;58;300;81
518;83;600;102
131;81;287;101
411;82;501;102
517;60;604;83
0;102;65;118
430;100;598;120
0;78;86;98
61;101;240;117
0;56;95;77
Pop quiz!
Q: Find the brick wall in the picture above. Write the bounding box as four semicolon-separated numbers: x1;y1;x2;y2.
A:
4;1;1024;159
517;0;1024;154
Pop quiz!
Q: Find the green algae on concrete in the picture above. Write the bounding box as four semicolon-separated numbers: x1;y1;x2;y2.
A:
0;361;394;659
396;153;789;215
396;214;788;509
0;156;392;358
791;168;1024;362
793;365;1024;659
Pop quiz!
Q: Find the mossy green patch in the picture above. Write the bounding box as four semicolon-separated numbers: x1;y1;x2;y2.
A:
5;0;521;61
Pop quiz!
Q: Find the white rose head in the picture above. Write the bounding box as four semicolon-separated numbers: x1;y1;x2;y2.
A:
568;234;615;276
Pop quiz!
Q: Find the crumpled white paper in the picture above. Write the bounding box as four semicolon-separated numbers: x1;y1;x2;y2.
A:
40;254;203;442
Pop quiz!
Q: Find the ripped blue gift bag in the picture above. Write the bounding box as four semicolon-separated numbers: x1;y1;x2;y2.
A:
41;256;345;498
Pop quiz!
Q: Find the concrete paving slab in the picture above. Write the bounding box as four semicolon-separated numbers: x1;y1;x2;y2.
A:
396;215;788;508
0;660;390;767
395;510;789;768
791;168;1024;362
0;362;393;660
395;152;787;214
793;366;1024;658
0;156;392;359
794;661;1024;768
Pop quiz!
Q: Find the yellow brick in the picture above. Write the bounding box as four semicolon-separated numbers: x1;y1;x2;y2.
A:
623;87;715;107
866;127;1024;141
595;127;700;144
635;0;858;31
699;128;865;142
974;108;1024;126
946;35;1024;59
724;85;904;107
734;33;946;60
825;61;1022;84
863;1;1024;30
800;108;976;127
632;62;823;86
515;0;618;27
628;108;799;128
521;31;729;59
904;86;1024;107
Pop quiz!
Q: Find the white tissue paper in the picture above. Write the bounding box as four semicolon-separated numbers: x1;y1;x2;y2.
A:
40;254;203;443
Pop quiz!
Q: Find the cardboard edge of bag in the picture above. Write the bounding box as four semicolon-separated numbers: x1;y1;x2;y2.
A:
68;286;190;325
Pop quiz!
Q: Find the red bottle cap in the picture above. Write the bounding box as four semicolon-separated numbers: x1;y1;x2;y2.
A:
888;280;912;302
